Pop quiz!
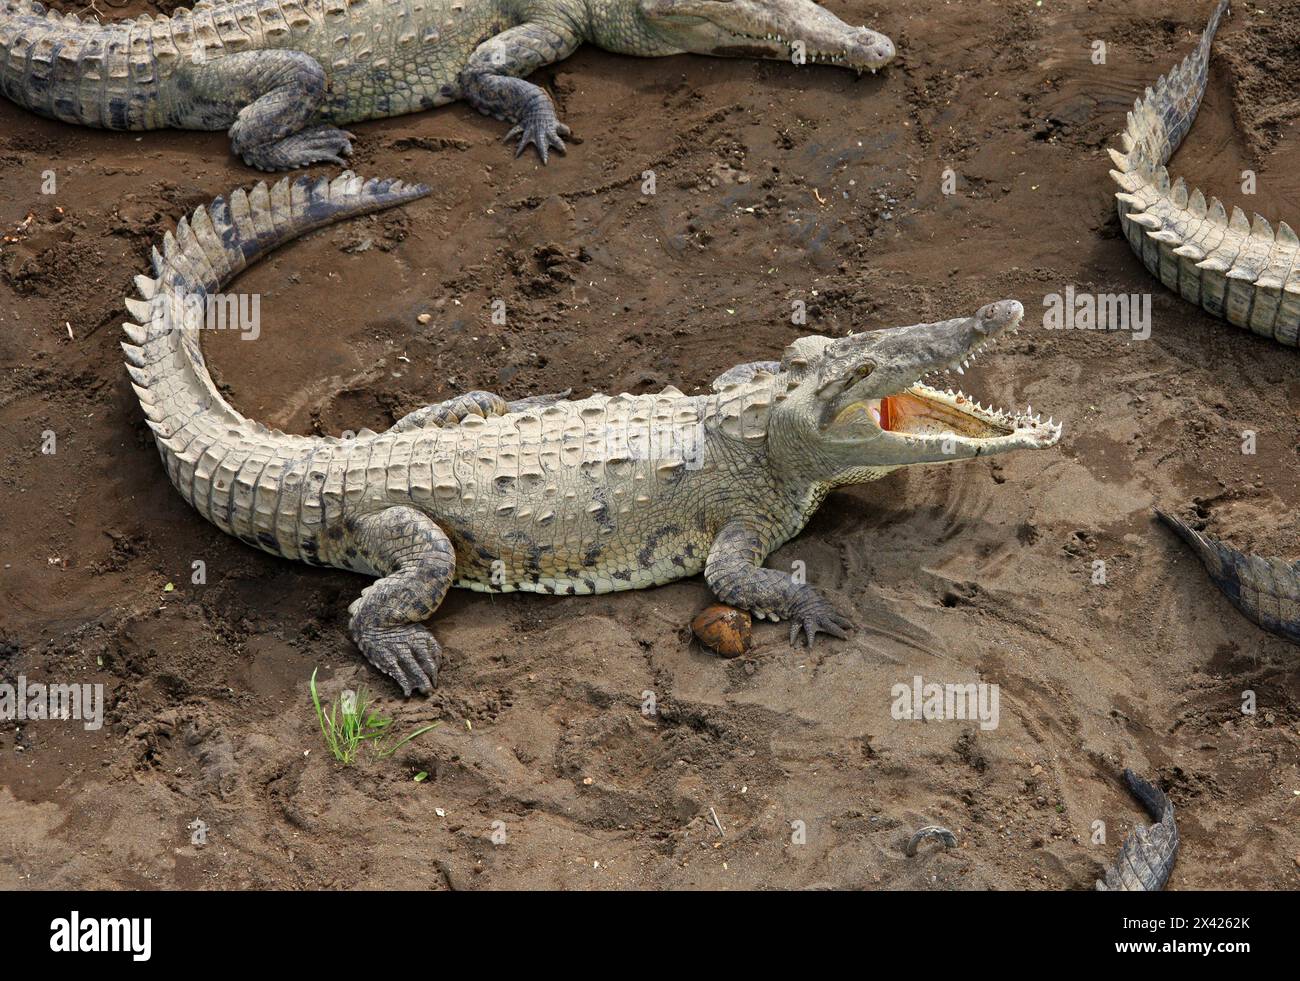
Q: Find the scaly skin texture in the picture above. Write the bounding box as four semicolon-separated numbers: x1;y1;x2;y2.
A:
1125;3;1300;646
1110;0;1300;345
1096;769;1178;892
1156;508;1300;644
123;173;1061;694
0;0;894;170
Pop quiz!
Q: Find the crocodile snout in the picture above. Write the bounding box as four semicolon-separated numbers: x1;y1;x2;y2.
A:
861;32;895;66
975;300;1024;334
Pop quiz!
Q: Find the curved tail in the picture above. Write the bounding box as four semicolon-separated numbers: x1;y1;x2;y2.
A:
123;172;430;560
1096;769;1178;891
1116;0;1227;171
1155;507;1300;643
1108;1;1300;345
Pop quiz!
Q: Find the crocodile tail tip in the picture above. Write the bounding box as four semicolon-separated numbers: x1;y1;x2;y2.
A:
1153;505;1200;546
1121;768;1173;822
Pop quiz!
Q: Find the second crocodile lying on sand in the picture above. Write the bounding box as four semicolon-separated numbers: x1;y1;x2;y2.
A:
122;172;1061;694
0;0;895;169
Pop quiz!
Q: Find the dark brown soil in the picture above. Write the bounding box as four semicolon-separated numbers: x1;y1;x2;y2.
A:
1;0;1297;890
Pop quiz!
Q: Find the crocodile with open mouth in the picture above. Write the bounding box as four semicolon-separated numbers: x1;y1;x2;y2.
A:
0;0;895;170
1109;1;1300;645
122;172;1061;694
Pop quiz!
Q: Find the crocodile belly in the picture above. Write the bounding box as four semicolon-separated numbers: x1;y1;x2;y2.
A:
447;519;711;596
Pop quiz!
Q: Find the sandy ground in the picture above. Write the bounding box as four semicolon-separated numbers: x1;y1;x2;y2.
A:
1;0;1298;890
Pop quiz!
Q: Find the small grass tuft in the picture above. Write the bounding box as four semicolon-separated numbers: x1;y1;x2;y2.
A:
309;668;439;765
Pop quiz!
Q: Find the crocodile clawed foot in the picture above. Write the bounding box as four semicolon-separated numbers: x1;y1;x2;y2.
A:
788;589;852;648
503;116;569;164
238;125;356;172
353;623;442;696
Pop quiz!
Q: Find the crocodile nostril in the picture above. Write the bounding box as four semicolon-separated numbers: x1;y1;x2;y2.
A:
866;36;895;61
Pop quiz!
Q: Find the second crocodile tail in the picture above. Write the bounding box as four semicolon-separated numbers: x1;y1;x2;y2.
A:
1095;769;1178;891
1108;2;1300;345
1155;507;1300;644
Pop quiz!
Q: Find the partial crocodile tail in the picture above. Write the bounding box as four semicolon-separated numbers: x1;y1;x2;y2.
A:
122;172;430;560
1117;0;1227;170
1155;507;1300;643
1109;2;1300;346
1096;769;1178;891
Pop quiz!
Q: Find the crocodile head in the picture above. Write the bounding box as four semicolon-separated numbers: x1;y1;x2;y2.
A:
614;0;895;72
767;300;1061;482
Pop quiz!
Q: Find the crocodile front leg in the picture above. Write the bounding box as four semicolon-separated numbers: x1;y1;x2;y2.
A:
174;50;353;171
343;507;456;695
459;22;582;162
705;520;852;647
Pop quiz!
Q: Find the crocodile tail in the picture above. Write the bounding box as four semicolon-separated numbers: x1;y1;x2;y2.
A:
1095;769;1178;891
122;172;430;546
1124;0;1227;170
1155;507;1300;643
1109;2;1300;346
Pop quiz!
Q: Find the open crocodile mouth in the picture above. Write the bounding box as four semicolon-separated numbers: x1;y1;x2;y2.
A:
823;314;1062;452
839;385;1062;449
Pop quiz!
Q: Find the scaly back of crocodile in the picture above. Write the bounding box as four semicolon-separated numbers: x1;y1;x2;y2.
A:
0;0;486;129
1109;0;1300;345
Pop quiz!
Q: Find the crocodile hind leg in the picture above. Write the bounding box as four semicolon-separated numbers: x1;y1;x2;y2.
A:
459;23;582;163
173;51;353;171
705;521;852;647
342;507;456;695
